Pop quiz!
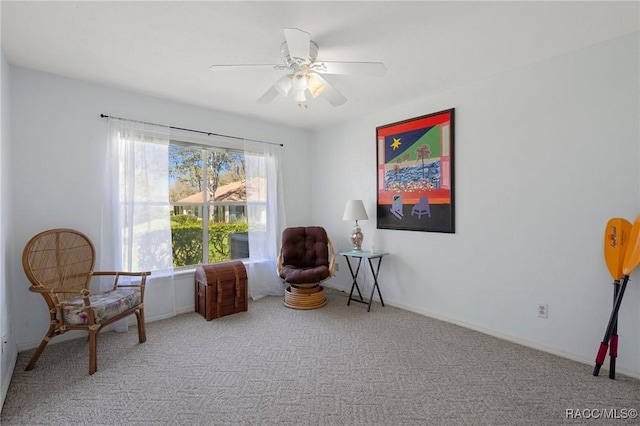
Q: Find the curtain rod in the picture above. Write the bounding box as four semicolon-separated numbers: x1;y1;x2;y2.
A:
100;114;283;147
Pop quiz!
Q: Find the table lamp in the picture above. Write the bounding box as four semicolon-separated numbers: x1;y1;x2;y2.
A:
342;199;368;251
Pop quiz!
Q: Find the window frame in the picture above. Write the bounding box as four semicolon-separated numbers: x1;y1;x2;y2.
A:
169;139;248;268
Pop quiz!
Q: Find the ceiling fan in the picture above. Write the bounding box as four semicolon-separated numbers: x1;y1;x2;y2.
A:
209;28;386;108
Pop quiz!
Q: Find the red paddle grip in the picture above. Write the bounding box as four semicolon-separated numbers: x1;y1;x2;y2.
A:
610;335;618;357
595;343;608;364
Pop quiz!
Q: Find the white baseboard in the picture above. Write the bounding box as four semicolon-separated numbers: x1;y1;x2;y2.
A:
175;305;194;316
145;312;179;323
0;348;17;414
323;282;640;380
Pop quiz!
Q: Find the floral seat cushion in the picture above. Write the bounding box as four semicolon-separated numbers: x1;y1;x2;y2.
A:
62;289;141;325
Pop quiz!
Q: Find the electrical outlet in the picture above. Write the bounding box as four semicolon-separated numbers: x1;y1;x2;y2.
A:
537;303;548;319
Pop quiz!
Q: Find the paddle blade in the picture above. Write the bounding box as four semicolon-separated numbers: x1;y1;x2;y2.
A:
622;215;640;276
604;218;632;281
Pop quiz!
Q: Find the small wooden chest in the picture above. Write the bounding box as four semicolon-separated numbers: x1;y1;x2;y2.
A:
195;261;248;321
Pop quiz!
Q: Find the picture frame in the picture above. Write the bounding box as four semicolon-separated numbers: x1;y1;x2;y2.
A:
376;108;455;233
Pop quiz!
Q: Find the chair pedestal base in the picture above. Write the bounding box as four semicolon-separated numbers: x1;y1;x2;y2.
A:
283;284;327;310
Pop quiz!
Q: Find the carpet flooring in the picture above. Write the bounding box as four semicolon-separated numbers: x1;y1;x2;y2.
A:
2;290;639;425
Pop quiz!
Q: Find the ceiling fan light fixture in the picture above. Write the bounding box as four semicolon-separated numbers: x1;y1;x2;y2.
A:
307;74;326;99
293;88;306;102
212;28;385;108
291;72;308;92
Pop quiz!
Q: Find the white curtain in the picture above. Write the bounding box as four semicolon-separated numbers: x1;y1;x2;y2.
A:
101;119;176;330
244;140;286;299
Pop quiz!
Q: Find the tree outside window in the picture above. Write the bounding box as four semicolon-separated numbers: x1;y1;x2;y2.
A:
169;145;249;267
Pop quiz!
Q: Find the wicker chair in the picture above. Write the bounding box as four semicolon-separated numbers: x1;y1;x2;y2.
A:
22;228;150;375
277;226;335;310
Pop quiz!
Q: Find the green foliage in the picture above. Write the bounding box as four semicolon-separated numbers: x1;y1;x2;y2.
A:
171;224;203;267
208;222;248;263
170;214;200;225
171;221;249;267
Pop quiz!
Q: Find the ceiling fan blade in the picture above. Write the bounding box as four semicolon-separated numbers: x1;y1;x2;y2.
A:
309;73;347;106
209;64;286;72
257;85;279;104
284;28;310;62
316;61;387;77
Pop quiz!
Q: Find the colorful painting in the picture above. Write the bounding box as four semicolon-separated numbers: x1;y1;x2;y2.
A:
376;109;455;233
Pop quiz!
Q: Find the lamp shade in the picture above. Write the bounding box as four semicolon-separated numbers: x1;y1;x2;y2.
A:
342;200;368;221
307;74;326;98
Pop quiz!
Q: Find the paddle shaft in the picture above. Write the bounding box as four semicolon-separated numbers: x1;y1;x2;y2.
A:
609;280;620;379
593;275;629;376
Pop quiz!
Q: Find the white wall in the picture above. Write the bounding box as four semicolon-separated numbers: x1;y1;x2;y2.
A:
0;48;17;411
6;29;639;386
315;33;640;377
8;66;313;349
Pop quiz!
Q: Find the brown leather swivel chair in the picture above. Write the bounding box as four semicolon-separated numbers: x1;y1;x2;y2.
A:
277;226;334;309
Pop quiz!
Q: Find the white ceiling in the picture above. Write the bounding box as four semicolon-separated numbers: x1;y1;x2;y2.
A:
2;1;639;131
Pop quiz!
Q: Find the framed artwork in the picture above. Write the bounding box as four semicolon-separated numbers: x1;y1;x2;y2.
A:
376;108;455;233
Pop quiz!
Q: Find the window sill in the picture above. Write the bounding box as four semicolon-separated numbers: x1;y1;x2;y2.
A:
171;259;251;278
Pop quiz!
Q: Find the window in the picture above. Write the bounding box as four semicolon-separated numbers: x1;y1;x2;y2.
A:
169;143;250;267
105;118;285;299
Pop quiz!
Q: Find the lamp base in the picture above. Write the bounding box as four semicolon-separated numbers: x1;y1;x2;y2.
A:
350;223;363;251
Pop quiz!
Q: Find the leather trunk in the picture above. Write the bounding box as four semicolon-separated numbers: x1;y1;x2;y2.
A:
194;261;248;320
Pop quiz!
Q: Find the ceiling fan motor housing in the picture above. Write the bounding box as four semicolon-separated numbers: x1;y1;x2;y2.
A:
281;40;319;68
